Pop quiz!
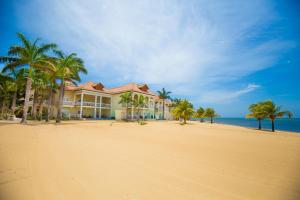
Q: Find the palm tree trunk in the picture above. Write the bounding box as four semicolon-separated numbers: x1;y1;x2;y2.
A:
21;77;32;124
32;90;39;119
154;102;156;120
162;100;165;120
125;103;128;120
1;101;6;116
258;119;262;130
271;120;275;132
46;88;53;122
183;118;186;124
210;117;213;124
56;81;64;123
11;89;17;116
50;92;55;119
38;96;44;120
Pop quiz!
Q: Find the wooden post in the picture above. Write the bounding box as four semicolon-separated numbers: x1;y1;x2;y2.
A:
99;96;102;119
80;92;83;118
131;92;134;120
94;96;97;118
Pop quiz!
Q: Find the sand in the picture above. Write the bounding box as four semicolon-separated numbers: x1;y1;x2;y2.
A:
0;120;300;200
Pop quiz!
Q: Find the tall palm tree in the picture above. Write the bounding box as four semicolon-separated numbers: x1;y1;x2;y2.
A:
133;95;146;122
157;88;171;120
0;73;14;118
204;108;218;124
1;67;27;117
53;50;87;123
45;70;59;122
30;70;49;119
194;107;205;122
118;91;132;120
0;33;57;123
261;100;292;132
246;103;267;130
172;99;194;124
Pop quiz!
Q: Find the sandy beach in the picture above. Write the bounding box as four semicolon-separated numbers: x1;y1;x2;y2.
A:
0;120;300;200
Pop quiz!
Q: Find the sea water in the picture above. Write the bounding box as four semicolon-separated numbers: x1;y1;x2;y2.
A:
201;118;300;133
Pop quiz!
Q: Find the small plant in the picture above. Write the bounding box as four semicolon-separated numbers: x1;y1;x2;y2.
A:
139;121;147;125
179;121;185;125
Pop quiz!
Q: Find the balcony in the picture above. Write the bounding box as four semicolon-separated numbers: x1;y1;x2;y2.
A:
123;104;150;109
72;101;111;108
63;101;75;106
100;103;111;108
75;101;95;107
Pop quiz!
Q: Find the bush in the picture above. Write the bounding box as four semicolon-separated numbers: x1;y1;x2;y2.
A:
139;121;147;125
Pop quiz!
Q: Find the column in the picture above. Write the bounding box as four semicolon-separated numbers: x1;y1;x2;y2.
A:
99;96;102;119
110;97;112;118
131;95;134;120
80;93;83;118
94;96;97;118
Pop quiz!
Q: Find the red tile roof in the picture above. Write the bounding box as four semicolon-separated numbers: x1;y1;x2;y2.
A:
107;83;157;96
64;82;172;104
65;81;110;93
65;82;157;96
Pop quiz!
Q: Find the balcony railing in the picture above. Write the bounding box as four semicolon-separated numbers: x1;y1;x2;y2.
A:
123;104;150;109
72;101;111;108
101;103;111;108
75;101;95;106
63;101;75;106
95;103;110;107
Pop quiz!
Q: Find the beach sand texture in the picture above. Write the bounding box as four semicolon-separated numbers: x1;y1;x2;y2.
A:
0;120;300;200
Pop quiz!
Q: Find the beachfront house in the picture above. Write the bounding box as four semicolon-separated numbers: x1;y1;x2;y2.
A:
29;81;173;120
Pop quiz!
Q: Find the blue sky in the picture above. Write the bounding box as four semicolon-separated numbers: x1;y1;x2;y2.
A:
1;0;300;117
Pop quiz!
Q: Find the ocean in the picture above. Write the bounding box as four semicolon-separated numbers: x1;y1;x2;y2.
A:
202;118;300;133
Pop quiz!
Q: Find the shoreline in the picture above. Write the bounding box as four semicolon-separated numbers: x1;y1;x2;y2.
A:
1;119;300;134
213;121;300;134
192;118;300;134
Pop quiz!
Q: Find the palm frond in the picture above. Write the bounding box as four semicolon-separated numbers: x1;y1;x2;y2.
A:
0;56;18;63
53;50;65;59
37;43;58;54
16;32;31;50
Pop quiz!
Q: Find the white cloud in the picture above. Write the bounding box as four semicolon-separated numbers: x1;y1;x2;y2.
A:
16;0;294;103
200;84;261;103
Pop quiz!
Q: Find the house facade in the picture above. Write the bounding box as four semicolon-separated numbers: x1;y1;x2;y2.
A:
47;81;173;120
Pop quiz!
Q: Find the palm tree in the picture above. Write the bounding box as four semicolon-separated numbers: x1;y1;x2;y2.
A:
169;98;182;120
0;33;57;123
53;50;87;123
118;91;132;120
157;88;171;120
261;100;292;132
45;70;58;122
1;67;27;117
245;103;267;130
204;108;218;124
171;98;182;107
30;70;49;119
172;99;194;124
0;73;14;118
194;107;205;122
133;95;146;122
